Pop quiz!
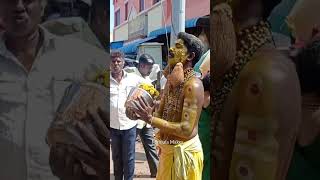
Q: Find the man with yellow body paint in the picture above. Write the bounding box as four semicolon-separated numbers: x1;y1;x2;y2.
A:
129;32;205;180
211;1;301;180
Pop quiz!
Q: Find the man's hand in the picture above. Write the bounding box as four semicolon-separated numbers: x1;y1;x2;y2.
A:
49;145;90;180
153;100;160;112
125;106;139;120
49;107;109;180
133;96;154;123
70;108;109;180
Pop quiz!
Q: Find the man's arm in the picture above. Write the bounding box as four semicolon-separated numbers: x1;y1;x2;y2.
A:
145;78;204;139
228;54;301;180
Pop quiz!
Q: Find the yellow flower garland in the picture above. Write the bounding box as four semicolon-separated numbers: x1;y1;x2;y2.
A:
139;83;159;99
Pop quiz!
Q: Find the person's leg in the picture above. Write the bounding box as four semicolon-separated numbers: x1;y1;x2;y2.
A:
136;128;141;138
122;126;136;180
140;126;159;177
110;128;123;180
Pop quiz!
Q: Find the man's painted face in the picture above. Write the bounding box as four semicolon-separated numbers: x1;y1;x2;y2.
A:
168;39;189;67
0;0;43;37
111;57;124;74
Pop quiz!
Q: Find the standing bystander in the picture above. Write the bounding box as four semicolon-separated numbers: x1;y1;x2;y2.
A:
110;50;147;180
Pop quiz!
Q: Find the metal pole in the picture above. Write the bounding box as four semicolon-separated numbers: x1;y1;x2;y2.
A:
170;0;185;46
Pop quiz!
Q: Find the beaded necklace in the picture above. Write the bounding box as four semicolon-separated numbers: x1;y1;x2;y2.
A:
160;68;195;141
162;68;196;122
212;21;273;160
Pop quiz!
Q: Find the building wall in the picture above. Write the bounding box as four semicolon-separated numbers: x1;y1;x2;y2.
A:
147;3;163;34
132;0;153;16
114;23;129;41
113;0;124;26
164;0;210;26
113;0;210;42
114;0;155;28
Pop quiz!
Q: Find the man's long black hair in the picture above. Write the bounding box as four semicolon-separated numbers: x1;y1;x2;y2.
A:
177;32;205;67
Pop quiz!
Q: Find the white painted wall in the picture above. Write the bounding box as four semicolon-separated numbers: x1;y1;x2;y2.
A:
114;23;129;41
147;4;163;35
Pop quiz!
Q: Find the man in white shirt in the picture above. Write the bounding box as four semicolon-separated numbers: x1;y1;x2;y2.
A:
110;50;146;180
0;0;109;179
128;54;159;177
148;63;161;83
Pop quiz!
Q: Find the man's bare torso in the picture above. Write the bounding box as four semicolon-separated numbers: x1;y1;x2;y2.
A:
214;43;301;180
159;77;203;143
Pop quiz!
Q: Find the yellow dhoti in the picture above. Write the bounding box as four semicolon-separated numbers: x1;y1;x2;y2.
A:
156;135;204;180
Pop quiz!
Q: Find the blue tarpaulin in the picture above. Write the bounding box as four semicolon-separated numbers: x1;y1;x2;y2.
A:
148;17;200;37
110;41;124;50
117;36;156;54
